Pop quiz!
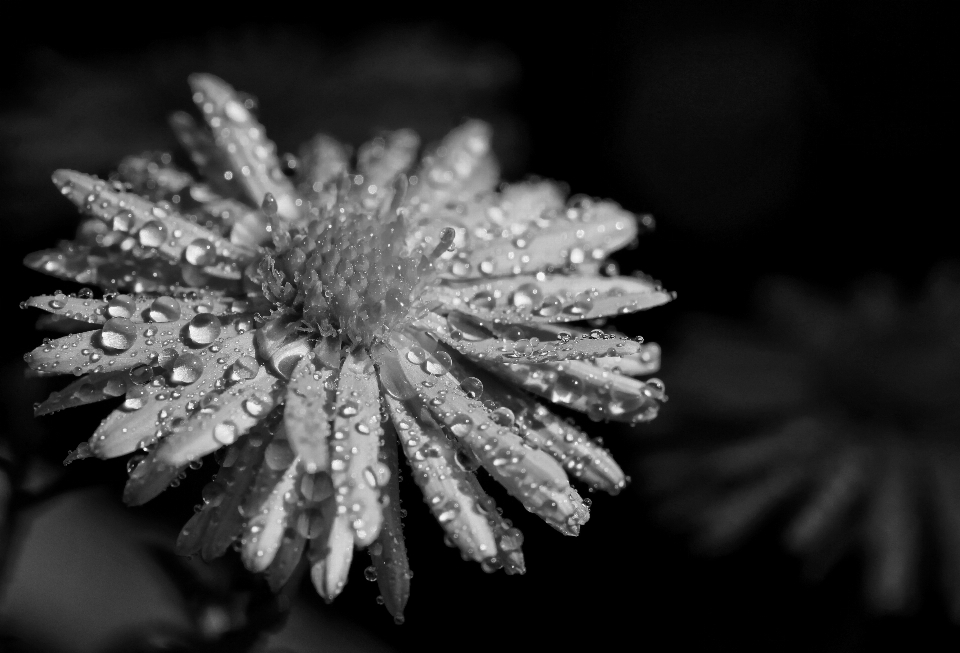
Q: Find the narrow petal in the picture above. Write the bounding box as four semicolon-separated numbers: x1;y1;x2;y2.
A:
392;333;589;535
188;74;300;220
438;200;638;279
476;357;662;423
242;454;301;572
23;291;251;325
123;367;279;505
310;512;354;602
297;134;349;204
331;349;385;547
452;363;626;494
357;130;419;198
265;526;307;591
87;330;258;459
418;310;642;364
433;273;672;322
381;391;524;573
783;446;868;553
35;370;131;416
52;169;254;265
414;120;497;204
284;355;337;474
369;424;411;621
176;508;214;557
117;153;194;201
169;111;245;200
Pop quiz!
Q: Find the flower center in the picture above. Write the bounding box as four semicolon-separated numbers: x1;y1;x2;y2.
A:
258;197;454;348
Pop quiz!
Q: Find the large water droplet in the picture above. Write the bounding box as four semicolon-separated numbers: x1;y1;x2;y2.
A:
423;351;452;376
123;386;148;411
447;413;474;437
467;291;496;311
138;220;166;248
460;377;483;399
490;407;515;427
213;421;238;445
265;439;295;470
405;346;428;365
149;296;181;322
230;355;260;382
244;395;267;416
107;295;137;319
339;400;359;417
169;353;204;384
184;238;216;266
187;313;222;345
535;295;563;317
100;317;138;352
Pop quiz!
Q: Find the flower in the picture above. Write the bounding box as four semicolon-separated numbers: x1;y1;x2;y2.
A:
21;74;672;622
642;269;960;619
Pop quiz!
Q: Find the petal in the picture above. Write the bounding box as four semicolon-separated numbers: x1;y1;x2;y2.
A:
284;355;338;474
451;363;626;494
357;130;419;197
188;74;300;220
87;329;258;459
438;200;638;279
476;357;663;423
23;291;253;326
265;526;307;591
169;111;246;200
418;310;642;364
929;453;960;621
310;511;354;602
331;348;384;547
368;424;411;621
117;153;194;201
434;273;672;322
52;169;254;265
242;453;302;573
35;370;131;416
176;508;213;557
392;332;589;535
297;134;349;203
122;367;279;505
381;391;524;573
414;120;497;204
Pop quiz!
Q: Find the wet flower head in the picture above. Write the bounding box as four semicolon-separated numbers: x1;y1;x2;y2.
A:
21;74;673;622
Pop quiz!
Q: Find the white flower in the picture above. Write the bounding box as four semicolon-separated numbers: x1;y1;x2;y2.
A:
22;74;672;622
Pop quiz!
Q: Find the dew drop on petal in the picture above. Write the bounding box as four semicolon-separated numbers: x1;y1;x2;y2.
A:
138;220;166;248
423;351;452;376
364;566;378;581
460;376;483;399
490;407;515;427
149;296;181;322
103;376;128;397
448;413;474;437
511;283;541;308
106;295;137;319
187;314;222;345
213;421;238;445
123;386;148;411
169;353;204;385
339;400;359;417
184;238;216;266
243;395;267;416
230;355;260;382
264;439;295;470
406;346;428;365
535;295;563;317
100;317;138;352
467;291;496;311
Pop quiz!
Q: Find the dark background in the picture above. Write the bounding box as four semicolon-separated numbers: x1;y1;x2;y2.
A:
0;2;954;651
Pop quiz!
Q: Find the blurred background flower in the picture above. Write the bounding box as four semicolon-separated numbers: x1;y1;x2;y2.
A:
0;2;955;651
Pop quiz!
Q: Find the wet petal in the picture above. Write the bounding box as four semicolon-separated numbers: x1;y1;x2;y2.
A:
331;349;384;547
438;200;638;279
35;370;132;416
52;169;254;265
433;273;673;322
86;330;257;459
368;424;411;621
265;526;307;591
242;455;302;572
414;120;497;204
23;291;254;325
123;367;279;505
310;511;354;601
357;130;419;199
382;392;524;572
189;74;299;220
169;111;245;200
393;333;589;535
297;134;349;205
284;355;338;474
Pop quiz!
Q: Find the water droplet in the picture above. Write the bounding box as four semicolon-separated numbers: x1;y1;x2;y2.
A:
405;346;428;365
423;351;452;376
138;220;166;248
244;395;267;416
169;353;204;385
364;566;378;581
265;439;294;470
123;386;148;410
460;377;483;399
490;407;515;427
213;421;238;445
148;296;181;322
535;295;563;317
510;283;541;308
467;291;496;311
100;317;138;352
107;295;137;319
339;400;359;417
187;313;222;345
184;238;216;266
448;413;473;437
103;376;128;397
230;355;260;382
